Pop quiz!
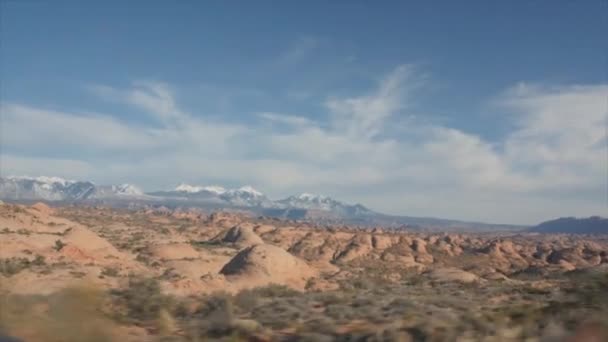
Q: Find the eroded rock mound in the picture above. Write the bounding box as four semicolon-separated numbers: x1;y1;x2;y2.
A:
215;225;264;247
31;202;53;214
334;234;373;262
220;244;317;289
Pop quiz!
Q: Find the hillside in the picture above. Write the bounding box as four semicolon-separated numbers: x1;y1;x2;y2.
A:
530;216;608;234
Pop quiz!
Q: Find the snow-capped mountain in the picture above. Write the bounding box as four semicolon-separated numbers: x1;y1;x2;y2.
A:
0;176;96;201
0;175;524;230
277;193;374;216
159;184;272;207
219;186;272;207
0;176;368;212
0;176;144;201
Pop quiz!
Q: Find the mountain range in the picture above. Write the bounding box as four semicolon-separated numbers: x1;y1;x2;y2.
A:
0;176;525;230
529;217;608;234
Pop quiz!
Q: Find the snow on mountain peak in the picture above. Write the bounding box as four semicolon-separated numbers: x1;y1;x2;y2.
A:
297;193;329;201
175;183;226;194
236;185;263;197
1;175;95;201
204;186;227;194
113;184;143;195
175;184;202;193
218;185;269;207
7;175;75;186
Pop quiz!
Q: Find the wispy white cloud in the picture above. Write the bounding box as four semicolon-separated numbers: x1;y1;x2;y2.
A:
326;65;421;139
276;36;319;67
90;81;185;125
1;104;161;150
257;112;314;128
501;84;608;191
126;81;184;124
2;67;606;224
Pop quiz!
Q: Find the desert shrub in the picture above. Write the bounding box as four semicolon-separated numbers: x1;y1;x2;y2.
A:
197;292;234;321
252;300;302;329
112;277;174;323
160;268;182;281
100;267;119;277
304;278;317;290
54;239;66;251
0;258;31;276
338;272;388;291
302;316;337;335
311;292;346;306
323;303;358;322
248;284;301;298
558;272;608;314
192;292;236;337
350;295;374;309
233;288;260;312
16;229;30;236
135;253;151;265
383;298;415;317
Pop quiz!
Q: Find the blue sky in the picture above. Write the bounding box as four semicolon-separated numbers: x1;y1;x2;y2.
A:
1;1;607;224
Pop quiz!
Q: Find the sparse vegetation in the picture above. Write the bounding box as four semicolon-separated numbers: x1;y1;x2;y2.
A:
0;258;32;276
1;205;607;341
0;285;115;342
32;254;46;266
112;277;174;323
100;267;119;277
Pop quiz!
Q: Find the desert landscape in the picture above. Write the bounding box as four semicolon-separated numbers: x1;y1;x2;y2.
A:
3;1;607;341
1;201;607;341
